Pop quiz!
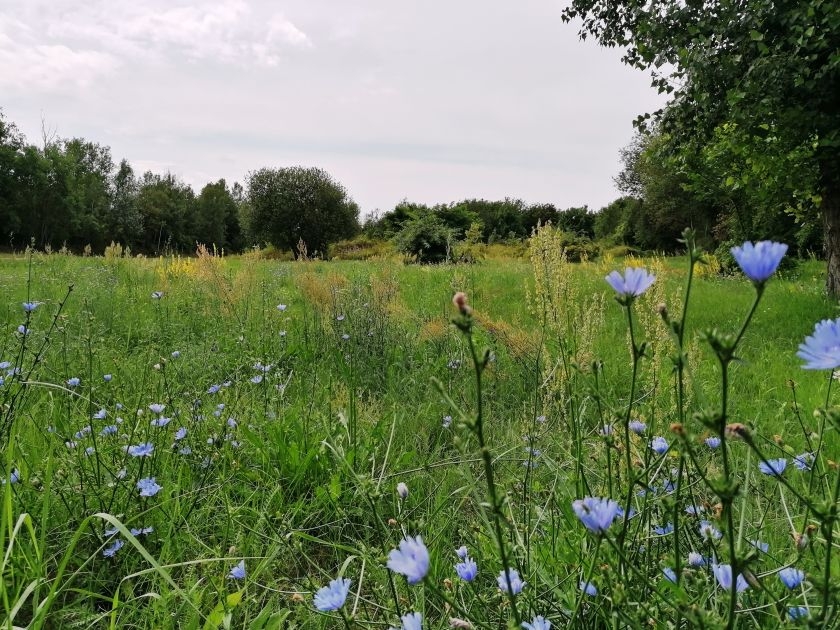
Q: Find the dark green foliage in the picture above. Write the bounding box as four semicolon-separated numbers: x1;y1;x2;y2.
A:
562;0;840;289
246;166;360;257
135;172;197;253
393;212;452;262
556;206;595;239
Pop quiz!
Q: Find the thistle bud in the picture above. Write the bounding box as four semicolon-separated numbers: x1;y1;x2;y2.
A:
452;292;471;315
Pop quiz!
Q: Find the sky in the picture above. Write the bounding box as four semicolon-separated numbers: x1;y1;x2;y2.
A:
0;0;667;216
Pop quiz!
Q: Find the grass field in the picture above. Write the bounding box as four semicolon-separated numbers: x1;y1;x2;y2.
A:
1;235;838;628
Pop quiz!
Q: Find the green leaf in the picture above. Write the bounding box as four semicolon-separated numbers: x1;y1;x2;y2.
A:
204;591;243;630
749;29;763;41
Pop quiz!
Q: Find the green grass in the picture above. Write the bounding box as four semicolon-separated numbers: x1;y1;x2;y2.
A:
0;243;838;628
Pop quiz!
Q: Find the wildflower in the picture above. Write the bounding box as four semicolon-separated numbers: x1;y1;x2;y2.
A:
397;482;409;499
663;568;677;583
103;539;124;557
341;333;350;341
442;415;452;428
74;426;92;439
130;526;154;536
277;303;287;312
104;527;119;537
793;452;815;471
387;536;429;584
103;374;112;382
778;567;805;589
788;606;809;620
250;375;263;384
450;619;472;630
279;330;287;337
17;325;29;335
629;420;647;434
758;458;787;476
497;568;525;595
85;446;95;456
137;477;162;497
712;564;749;593
313;577;351;611
705;436;721;449
749;540;769;553
572;497;621;533
699;520;723;541
171;350;180;358
175;427;187;440
336;314;345;321
393;612;422;630
455;556;478;582
452;291;470;315
116;468;127;479
579;581;597;596
522;616;551;630
798;318;840;370
650;436;668;455
179;446;192;455
151;416;171;428
228;560;246;580
127;442;154;457
653;523;674;536
600;424;613;436
93;409;107;420
688;552;706;567
227;417;237;428
22;301;40;312
151;291;163;299
149;403;165;415
67;377;80;387
605;267;656;298
730;241;787;284
536;415;546;423
455;545;468;559
2;468;20;485
685;505;704;516
207;384;221;394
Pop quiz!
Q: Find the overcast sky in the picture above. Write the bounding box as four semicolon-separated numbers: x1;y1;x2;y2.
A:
1;1;667;216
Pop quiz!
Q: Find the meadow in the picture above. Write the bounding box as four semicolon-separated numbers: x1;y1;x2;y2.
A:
1;230;839;629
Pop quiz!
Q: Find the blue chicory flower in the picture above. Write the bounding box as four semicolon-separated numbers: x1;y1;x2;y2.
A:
174;427;187;440
22;302;40;312
650;436;668;455
663;568;677;583
605;267;656;298
387;536;429;585
455;545;468;559
67;377;80;387
394;612;422;630
497;568;525;595
730;241;788;284
793;452;815;471
788;606;809;620
572;497;621;533
705;436;721;449
629;420;647;434
699;520;723;541
797;318;840;370
455;556;478;582
103;539;124;558
522;615;551;630
137;477;162;497
712;564;749;593
228;560;246;580
758;458;787;476
579;580;597;596
653;523;674;536
688;552;706;567
778;567;805;589
127;442;154;457
313;577;351;611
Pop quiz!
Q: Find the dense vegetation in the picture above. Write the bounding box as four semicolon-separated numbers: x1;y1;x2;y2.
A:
1;235;839;627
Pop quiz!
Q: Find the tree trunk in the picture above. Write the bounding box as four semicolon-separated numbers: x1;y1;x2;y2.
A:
824;181;840;297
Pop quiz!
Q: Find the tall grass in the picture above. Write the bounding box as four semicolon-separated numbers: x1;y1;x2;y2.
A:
0;234;836;628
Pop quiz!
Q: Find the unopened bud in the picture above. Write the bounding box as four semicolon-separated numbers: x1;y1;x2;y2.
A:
725;423;749;440
290;593;305;603
443;578;453;590
670;423;685;436
656;303;668;317
387;518;398;527
396;482;409;499
452;292;471;315
449;618;473;629
773;434;783;445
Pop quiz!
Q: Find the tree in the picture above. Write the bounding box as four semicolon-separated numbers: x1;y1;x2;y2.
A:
108;159;143;246
195;179;242;251
393;212;453;263
135;172;196;253
562;0;840;292
246;166;360;257
0;111;26;245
